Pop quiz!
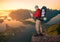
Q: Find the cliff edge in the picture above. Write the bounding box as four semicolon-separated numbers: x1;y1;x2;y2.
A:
32;34;60;42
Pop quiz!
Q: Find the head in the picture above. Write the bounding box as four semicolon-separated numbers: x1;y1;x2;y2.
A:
35;5;39;10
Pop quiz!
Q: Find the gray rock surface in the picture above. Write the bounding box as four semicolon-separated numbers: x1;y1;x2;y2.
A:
32;34;60;42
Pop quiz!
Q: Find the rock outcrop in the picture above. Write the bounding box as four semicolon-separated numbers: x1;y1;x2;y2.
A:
32;34;60;42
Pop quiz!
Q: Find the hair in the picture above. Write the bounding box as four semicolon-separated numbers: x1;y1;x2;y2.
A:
35;5;39;8
41;6;47;12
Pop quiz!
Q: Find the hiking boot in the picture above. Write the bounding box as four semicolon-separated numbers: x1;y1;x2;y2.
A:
39;33;44;36
34;33;39;37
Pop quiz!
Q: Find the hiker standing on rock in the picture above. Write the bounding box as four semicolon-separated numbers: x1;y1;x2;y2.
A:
30;5;47;36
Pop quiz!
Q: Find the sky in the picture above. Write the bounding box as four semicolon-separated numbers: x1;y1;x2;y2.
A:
0;0;60;10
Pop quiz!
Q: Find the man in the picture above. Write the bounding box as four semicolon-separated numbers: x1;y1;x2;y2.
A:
30;5;44;36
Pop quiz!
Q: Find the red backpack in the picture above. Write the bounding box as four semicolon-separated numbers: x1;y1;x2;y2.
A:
33;9;41;18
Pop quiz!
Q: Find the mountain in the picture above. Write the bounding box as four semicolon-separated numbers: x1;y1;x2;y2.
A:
9;9;32;22
45;22;60;36
43;9;60;23
47;14;60;25
9;9;60;24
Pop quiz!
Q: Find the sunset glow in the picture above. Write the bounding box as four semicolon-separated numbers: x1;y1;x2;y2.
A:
0;0;60;10
0;10;11;16
0;0;60;17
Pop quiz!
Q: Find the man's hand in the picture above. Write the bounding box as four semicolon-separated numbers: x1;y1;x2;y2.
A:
30;12;33;17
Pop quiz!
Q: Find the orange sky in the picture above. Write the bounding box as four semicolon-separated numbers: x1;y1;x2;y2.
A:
0;0;60;10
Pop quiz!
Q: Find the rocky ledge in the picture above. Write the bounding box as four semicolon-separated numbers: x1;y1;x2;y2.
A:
32;34;60;42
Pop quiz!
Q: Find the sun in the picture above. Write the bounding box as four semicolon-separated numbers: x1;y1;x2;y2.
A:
7;16;12;20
